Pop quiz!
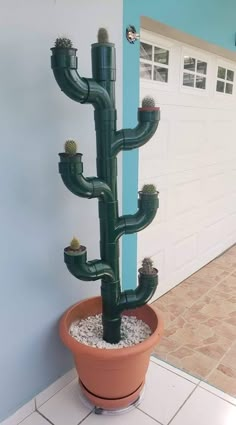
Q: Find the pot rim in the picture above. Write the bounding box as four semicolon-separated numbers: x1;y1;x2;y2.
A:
59;296;164;359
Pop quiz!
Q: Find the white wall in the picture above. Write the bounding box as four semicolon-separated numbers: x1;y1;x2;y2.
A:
0;0;123;421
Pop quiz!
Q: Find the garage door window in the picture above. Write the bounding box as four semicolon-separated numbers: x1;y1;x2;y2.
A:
183;56;207;90
140;41;169;83
216;66;234;95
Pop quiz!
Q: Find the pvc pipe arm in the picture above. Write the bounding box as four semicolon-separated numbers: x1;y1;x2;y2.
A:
51;48;112;109
60;173;113;201
64;248;115;282
66;260;115;282
111;108;160;155
117;273;158;312
58;154;113;201
114;192;159;240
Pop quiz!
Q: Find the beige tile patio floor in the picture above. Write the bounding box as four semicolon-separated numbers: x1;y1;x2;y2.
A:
152;244;236;397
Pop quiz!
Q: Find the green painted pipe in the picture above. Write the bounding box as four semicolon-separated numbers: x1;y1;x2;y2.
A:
115;192;159;239
51;32;160;343
65;247;115;282
59;153;113;201
112;109;160;155
118;270;158;311
51;48;112;109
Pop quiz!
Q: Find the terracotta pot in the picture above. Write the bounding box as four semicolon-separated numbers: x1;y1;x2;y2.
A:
59;296;163;410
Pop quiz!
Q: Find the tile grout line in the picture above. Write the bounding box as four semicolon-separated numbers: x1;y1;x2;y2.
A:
150;357;200;385
153;253;236;393
15;408;37;425
36;410;54;425
167;382;201;425
137;380;200;425
153;263;234;333
153;260;236;325
36;377;77;410
136;406;164;425
166;348;236;425
77;411;94;424
188;258;236;395
198;385;236;407
204;339;236;382
163;336;235;387
155;246;235;306
185;267;234;308
153;341;211;385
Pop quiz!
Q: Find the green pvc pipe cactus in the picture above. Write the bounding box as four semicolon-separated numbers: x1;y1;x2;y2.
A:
51;29;161;343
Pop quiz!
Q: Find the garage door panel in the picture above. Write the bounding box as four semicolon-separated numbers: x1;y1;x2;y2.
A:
168;210;202;240
228;193;236;214
169;119;206;157
138;223;167;258
166;170;201;219
201;162;233;200
139;158;166;180
226;168;236;194
140;120;169;160
139;30;236;300
203;172;226;202
200;197;230;227
208;121;234;150
139;156;202;177
198;217;230;253
172;233;197;273
227;213;236;234
167;178;201;217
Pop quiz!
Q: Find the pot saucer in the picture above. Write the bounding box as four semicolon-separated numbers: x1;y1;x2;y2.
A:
77;380;145;415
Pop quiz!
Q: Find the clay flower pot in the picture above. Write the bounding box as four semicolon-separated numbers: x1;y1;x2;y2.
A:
59;296;163;410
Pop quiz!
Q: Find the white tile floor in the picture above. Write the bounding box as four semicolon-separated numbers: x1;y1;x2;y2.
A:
18;356;236;425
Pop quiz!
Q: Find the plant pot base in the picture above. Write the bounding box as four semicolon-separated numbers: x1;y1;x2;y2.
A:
79;378;145;410
60;297;163;410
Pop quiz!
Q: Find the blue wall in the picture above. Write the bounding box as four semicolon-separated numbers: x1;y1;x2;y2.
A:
122;0;236;289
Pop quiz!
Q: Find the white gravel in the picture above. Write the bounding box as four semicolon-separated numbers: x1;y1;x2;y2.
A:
69;314;152;349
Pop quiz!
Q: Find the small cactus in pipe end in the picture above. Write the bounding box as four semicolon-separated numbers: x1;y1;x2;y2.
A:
141;257;157;275
142;96;156;108
141;184;157;194
97;28;109;43
64;139;77;155
69;237;81;251
54;37;73;48
65;237;86;256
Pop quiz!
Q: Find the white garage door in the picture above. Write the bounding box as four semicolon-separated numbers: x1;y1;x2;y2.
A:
138;30;236;300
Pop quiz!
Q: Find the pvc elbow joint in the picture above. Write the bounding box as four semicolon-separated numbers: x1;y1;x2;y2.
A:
115;191;159;238
59;153;113;200
112;108;160;155
51;48;112;108
64;246;115;282
118;270;158;311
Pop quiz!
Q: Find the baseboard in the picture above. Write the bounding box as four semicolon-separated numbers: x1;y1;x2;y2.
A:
0;399;35;425
36;368;77;408
0;368;77;425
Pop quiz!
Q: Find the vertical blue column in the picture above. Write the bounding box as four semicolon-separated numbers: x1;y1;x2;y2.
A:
122;11;140;289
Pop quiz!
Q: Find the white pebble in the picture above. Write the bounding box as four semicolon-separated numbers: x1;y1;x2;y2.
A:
69;314;152;349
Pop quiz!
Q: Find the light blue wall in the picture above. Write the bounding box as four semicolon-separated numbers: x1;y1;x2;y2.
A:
0;0;123;422
122;0;236;289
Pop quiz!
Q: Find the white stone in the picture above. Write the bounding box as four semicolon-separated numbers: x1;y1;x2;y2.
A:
69;314;152;349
